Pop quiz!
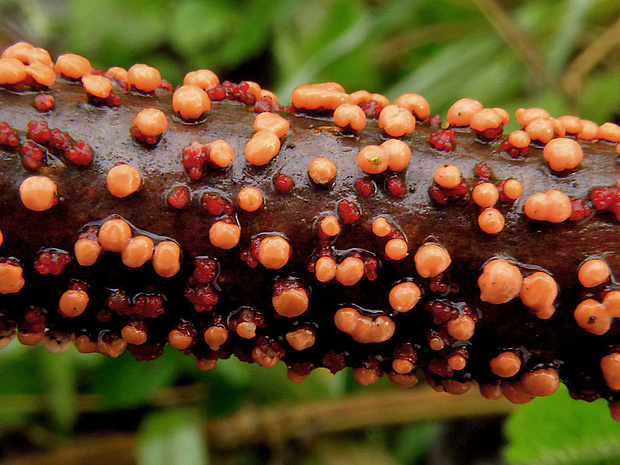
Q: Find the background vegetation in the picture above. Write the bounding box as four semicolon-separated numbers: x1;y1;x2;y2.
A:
0;0;619;464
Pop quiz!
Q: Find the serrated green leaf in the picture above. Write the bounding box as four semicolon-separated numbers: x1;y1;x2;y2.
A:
137;407;208;465
504;384;620;465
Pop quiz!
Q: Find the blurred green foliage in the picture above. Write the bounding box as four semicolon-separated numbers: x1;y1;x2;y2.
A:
0;0;619;463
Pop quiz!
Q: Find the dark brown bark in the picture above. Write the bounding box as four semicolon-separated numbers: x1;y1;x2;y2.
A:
0;80;618;406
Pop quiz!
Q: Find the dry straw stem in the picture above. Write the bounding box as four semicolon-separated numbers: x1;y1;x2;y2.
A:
471;0;545;82
2;386;516;465
561;17;620;95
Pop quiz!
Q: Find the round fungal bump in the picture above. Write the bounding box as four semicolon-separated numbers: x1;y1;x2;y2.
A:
152;241;181;278
319;215;340;237
524;118;557;144
447;314;475;341
272;286;309;318
0;58;27;85
204;326;228;351
253;112;290;138
578;119;599;140
315;256;337;282
598;122;620;143
478;208;505;234
209;221;241;250
74;239;101;266
472;182;499;208
334;307;395;343
308;157;337;184
335;256;365;286
519;271;558;319
58;289;89;317
82;74;112;99
385;238;408;260
333;103;366;131
98;218;132;252
172;84;211;120
357;145;388;174
169;329;194;350
20;176;57;211
121;325;148;345
381;139;411;172
389;282;421;313
245;129;281;166
237;187;263;212
107;164;143;198
127;63;161;92
257;236;291;269
574;299;610;335
478;259;523;304
446;98;483;127
414;244;451;278
54;53;91;79
183;69;219;90
543;137;583;171
578;259;610;288
121;236;155;268
503;179;523;200
507;130;530;149
601;353;620;391
290;82;350;111
521;367;560;397
394;93;430;120
133;108;168;138
0;263;25;294
490;351;521;378
523;190;572;223
286;328;315;351
557;115;582;134
26;62;55;86
516;107;551;127
208;140;235;168
470;108;504;132
372;217;391;237
378;104;416;137
434;164;461;189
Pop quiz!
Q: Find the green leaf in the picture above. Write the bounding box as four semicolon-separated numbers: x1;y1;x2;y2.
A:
546;0;594;80
577;66;620;124
169;0;234;57
386;33;502;107
89;349;179;410
137;407;208;465
41;349;78;434
392;422;441;465
275;11;373;102
67;0;169;65
504;384;620;465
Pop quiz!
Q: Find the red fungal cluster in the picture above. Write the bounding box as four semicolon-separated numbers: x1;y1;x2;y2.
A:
33;94;55;112
428;129;455;151
1;42;620;419
26;120;93;166
182;140;234;179
0;121;19;146
590;187;620;221
34;249;72;275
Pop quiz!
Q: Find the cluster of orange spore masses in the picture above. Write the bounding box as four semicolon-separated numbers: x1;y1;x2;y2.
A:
0;42;620;418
